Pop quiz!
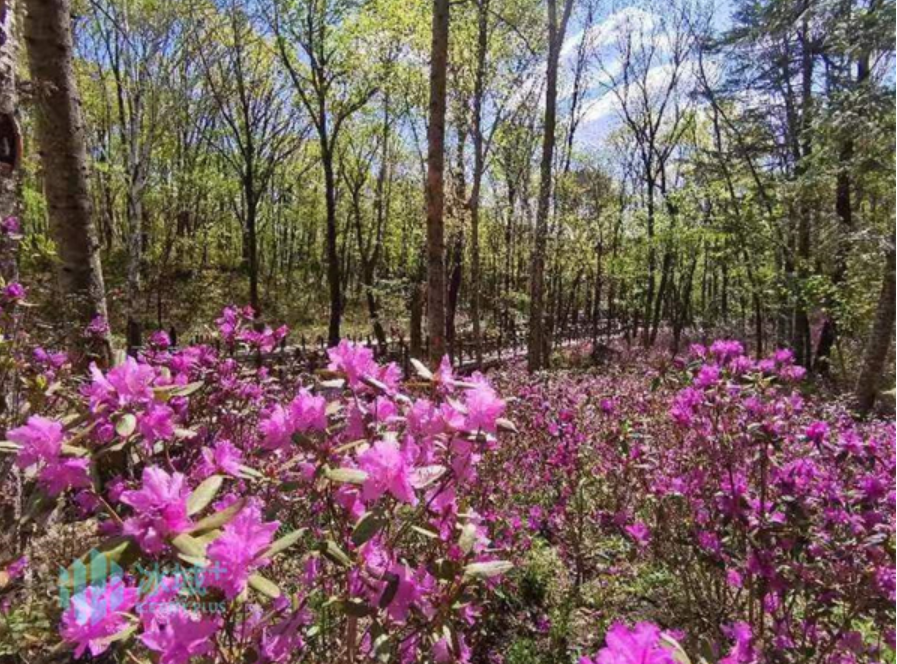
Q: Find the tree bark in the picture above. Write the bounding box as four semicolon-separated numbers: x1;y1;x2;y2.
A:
854;240;895;416
468;0;488;366
425;0;449;365
815;43;870;375
528;0;573;371
24;0;111;363
0;0;20;235
322;144;342;346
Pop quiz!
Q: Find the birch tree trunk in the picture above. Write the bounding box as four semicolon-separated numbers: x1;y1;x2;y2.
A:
24;0;112;363
0;0;20;235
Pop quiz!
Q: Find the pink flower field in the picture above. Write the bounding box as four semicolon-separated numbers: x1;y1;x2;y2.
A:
0;285;893;664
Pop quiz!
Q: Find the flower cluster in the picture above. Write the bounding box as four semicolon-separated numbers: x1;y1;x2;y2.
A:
1;302;513;663
475;341;894;664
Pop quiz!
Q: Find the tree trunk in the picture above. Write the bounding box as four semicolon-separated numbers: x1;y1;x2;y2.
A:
528;0;573;371
425;0;449;365
124;105;145;352
446;230;463;356
246;191;260;316
0;0;20;238
815;49;869;375
642;177;656;346
24;0;111;364
854;240;895;415
323;145;341;346
410;276;424;358
468;0;488;367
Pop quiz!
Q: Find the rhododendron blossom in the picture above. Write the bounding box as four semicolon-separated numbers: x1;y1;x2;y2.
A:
60;579;140;658
140;609;219;664
9;415;64;469
357;437;418;505
581;622;678;664
120;467;192;553
206;502;279;598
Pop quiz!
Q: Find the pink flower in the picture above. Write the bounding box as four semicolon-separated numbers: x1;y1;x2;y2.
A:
2;281;25;303
357;438;417;505
148;330;172;349
327;340;376;388
583;622;677;664
84;315;110;339
201;440;243;476
694;364;721;389
720;622;756;664
206;502;279;598
1;215;20;235
378;563;430;623
778;364;806;382
88;357;156;407
463;375;505;432
289;389;327;432
726;569;743;588
433;633;471;663
139;403;175;442
710;340;744;363
805;421;828;443
625;522;651;548
120;467;192;554
140;609;219;664
259;612;307;662
436;355;456;392
8;415;64;469
39;458;91;496
773;348;794;364
5;556;27;580
60;579;139;658
259;390;325;451
260;404;293;450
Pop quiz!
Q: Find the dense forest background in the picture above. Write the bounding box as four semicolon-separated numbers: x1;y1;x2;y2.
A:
1;0;895;398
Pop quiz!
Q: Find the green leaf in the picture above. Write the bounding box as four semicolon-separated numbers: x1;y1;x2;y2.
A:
433;559;461;580
171;533;207;559
319;539;352;567
61;444;89;457
263;529;306;558
237;464;264;479
463;560;513;580
325;467;368;485
351;512;385;547
187;475;223;516
496;418;518;434
177;554;208;568
62;538;137;591
660;633;691;664
190;498;245;534
378;571;400;608
458;523;478;554
248;573;281;599
167;381;204;398
411;525;439;539
340;598;374;617
410;358;434;380
115;414;137;438
103;623;138;645
0;441;21;452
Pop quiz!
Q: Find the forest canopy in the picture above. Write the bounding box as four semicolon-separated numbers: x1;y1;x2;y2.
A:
0;0;891;393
